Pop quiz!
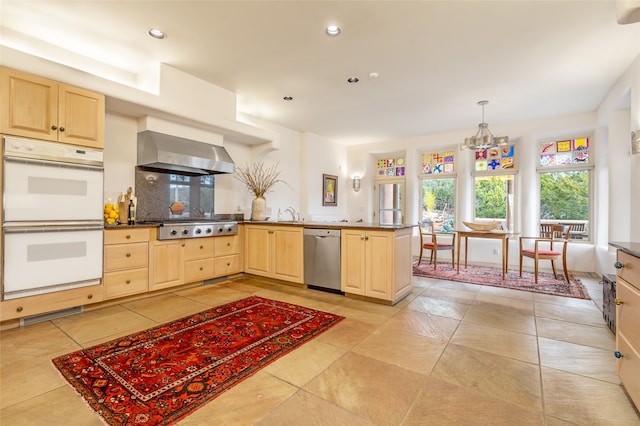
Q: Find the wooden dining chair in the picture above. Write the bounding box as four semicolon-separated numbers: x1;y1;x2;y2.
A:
519;224;572;283
417;222;455;270
539;223;554;238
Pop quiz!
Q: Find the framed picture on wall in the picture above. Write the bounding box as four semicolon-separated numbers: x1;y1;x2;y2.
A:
322;174;338;206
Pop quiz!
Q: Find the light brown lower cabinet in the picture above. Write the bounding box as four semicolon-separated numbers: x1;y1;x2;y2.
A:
103;228;150;299
615;249;640;410
341;227;412;304
244;225;304;283
0;285;103;322
149;233;243;291
149;239;185;291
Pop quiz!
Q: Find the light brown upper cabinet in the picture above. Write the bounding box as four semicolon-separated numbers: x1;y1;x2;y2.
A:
0;66;105;148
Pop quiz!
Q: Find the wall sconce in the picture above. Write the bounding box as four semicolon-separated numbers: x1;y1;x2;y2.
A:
632;130;640;155
352;176;361;192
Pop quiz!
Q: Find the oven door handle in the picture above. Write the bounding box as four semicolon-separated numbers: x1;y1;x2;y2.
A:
3;222;105;233
4;155;104;171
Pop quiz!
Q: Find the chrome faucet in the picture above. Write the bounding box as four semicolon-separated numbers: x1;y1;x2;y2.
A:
285;207;299;222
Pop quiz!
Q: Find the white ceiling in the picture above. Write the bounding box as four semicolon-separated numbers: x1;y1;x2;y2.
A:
1;1;639;145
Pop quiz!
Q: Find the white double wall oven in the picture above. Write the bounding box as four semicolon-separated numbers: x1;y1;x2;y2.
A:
2;136;104;300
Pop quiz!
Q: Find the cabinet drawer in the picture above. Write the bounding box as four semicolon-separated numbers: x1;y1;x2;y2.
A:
617;332;640;409
617;251;640;290
104;243;148;271
104;268;148;299
215;254;242;276
215;235;240;256
105;228;150;245
0;285;103;321
618;277;640;349
185;259;215;282
184;238;214;260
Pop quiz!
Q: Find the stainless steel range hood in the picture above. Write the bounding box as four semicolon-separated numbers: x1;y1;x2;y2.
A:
137;130;235;175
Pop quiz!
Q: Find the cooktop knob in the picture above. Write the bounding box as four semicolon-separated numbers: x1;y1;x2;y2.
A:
195;228;202;234
182;229;189;235
206;228;213;233
170;230;178;236
217;227;224;233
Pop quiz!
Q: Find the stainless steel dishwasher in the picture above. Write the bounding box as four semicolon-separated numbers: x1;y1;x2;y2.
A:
303;228;342;294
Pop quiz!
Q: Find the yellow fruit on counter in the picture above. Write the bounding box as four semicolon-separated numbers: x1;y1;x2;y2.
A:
104;202;120;224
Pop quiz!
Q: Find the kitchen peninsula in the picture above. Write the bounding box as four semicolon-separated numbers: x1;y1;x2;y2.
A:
245;221;414;305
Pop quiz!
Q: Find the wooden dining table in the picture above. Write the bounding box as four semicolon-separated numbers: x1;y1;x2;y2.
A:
456;230;519;280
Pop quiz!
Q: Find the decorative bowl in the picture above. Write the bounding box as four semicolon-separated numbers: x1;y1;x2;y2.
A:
462;221;499;231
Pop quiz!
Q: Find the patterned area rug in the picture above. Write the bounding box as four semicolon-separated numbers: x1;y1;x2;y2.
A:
413;262;590;299
52;296;344;425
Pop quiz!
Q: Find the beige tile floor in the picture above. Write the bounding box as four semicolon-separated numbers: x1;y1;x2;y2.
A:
1;273;639;425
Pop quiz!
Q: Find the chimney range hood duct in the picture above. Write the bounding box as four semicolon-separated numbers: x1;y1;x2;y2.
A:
137;130;235;175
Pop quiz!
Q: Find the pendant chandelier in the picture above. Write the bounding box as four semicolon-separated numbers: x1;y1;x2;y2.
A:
460;100;509;150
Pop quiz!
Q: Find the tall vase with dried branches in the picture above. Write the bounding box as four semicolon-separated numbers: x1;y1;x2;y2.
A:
234;162;288;221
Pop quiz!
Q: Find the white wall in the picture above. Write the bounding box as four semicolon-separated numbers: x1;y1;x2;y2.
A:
103;112;138;201
301;133;348;222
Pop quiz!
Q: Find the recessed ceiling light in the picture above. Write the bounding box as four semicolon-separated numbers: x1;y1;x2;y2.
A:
325;25;341;36
283;96;293;101
148;28;166;39
347;77;359;83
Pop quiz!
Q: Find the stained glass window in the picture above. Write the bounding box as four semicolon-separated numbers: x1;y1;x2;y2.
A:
421;150;455;175
474;145;516;172
376;157;405;178
539;137;589;167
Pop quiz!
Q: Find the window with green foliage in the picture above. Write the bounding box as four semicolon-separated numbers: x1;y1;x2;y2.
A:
539;170;590;240
474;174;515;231
420;178;455;232
540;171;588;219
538;137;591;241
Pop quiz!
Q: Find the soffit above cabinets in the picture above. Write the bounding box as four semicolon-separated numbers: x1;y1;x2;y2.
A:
106;97;276;146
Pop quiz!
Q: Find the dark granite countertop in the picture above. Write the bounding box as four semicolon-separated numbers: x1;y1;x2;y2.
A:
104;222;161;229
105;220;415;231
242;220;415;231
609;241;640;258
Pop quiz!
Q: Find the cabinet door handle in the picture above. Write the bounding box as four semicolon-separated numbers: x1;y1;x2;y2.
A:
615;298;623;305
182;243;186;247
126;279;131;284
199;267;204;271
268;230;274;234
16;306;23;313
126;234;131;239
87;294;93;299
614;351;623;358
126;252;131;257
200;245;204;249
59;127;65;132
227;262;231;266
51;125;57;130
227;242;231;247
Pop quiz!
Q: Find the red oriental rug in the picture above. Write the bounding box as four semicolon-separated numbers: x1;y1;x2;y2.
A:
413;262;590;299
52;296;344;425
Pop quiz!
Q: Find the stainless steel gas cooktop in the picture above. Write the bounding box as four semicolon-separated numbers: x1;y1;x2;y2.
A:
156;221;238;240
